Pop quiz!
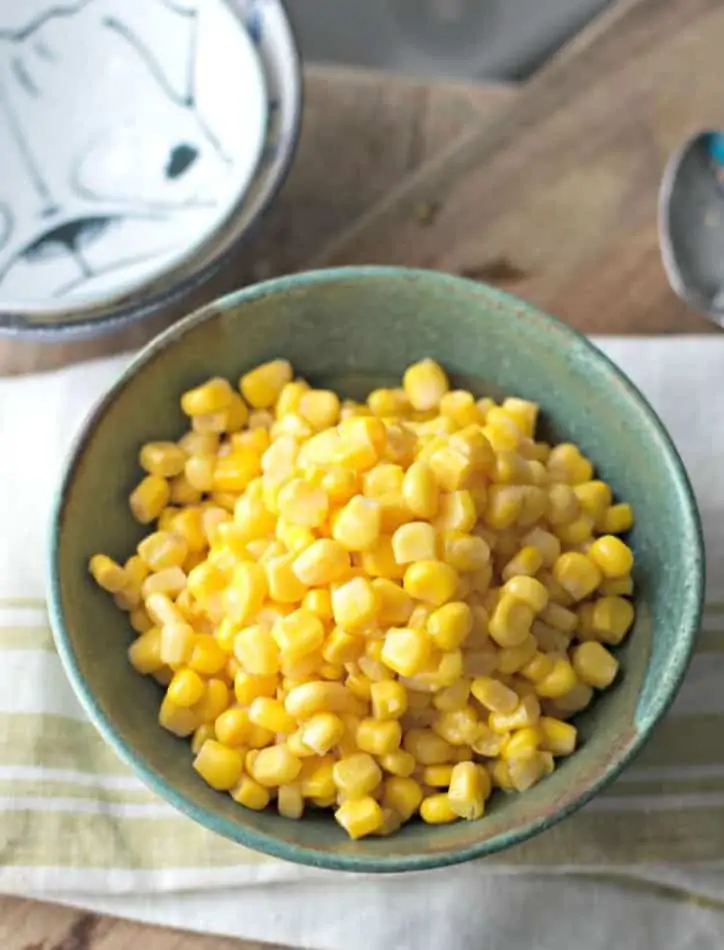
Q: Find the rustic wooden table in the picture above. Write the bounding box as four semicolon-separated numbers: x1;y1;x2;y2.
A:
2;0;723;946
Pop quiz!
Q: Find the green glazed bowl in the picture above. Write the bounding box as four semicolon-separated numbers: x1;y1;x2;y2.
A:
47;266;704;872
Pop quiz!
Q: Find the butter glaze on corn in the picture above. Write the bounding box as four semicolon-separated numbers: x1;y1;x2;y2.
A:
90;358;635;839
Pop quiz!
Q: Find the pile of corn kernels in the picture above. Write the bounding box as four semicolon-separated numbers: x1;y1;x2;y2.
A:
89;358;635;839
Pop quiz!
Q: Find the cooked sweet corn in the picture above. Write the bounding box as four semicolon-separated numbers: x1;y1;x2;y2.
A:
91;357;636;838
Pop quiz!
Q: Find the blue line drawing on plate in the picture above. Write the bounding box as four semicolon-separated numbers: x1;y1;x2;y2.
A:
0;0;264;301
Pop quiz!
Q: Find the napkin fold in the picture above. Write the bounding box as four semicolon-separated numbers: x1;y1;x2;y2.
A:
1;337;724;950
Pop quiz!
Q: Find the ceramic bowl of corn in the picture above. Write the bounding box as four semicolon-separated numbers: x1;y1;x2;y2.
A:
47;266;704;871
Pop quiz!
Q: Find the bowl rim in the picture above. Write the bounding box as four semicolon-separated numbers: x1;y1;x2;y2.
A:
0;0;303;342
47;265;705;872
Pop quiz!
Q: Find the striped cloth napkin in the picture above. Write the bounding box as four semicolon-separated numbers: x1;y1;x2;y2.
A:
1;336;724;950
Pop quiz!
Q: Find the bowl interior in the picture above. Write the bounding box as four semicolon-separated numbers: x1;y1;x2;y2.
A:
50;267;703;871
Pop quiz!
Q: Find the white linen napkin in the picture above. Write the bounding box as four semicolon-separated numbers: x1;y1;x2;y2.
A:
1;336;724;950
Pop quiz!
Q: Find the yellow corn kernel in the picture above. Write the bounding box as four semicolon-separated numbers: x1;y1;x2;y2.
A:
335;796;384;839
129;475;170;524
145;592;184;628
139;441;187;478
297;756;336;798
489;694;541;734
550;682;594;718
538;602;576;635
183;454;215;492
294;388;338;429
248;744;302;787
129;605;153;634
233;625;280;676
276;478;328;529
553;552;602;602
420;793;457;824
440;532;490;574
503;574;548;613
501;546;542;584
422;764;454;788
507;751;547;792
571;641;619;689
431;679;470;714
600;502;634;534
246;724;276;749
194;678;230;724
498;397;537;436
234;672;278;705
520;651;555;684
167;508;206;554
588;535;634;579
331;576;378;632
496;635;538;674
426;601;472;652
89;554;127;593
292;539;350;587
337;416;386;470
298;712;344;755
546;483;579;526
273;609;325;662
402;728;454;765
377;750;415;778
534;657;578;699
403;560;458;608
168;473;202;507
231;775;271;810
193;739;243;792
261;554;306;606
128;626;163;674
363;464;405;499
275;781;304;819
403;358;449;411
359;536;404;580
284;681;355;719
224;562;267;624
248;697;296;735
432;705;479;746
435;490;477;533
599;573;634;597
574;480;612;519
215;707;251;747
590;595;635;645
368;679;407;721
380;776;422;821
484;485;523;530
141;566;186;599
186;635;226;677
427;444;474;492
538;716;577;755
298;589;332;624
240;359;293;409
159;621;195;666
356;718;402;756
448;761;490;820
365;387;409;418
400;461;438;519
333;752;382;798
381;627;431;678
191;723;217;756
520;527;560;568
501;726;541;761
276;379;310;418
470;676;518;714
332;495;382;551
322;627;364;665
546;443;593;485
488;593;534;648
158;695;199;736
390;522;435;564
167;668;205;708
181;377;234;417
438;390;478;428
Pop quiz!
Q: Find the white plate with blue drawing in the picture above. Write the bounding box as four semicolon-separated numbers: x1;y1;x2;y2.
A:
0;0;300;333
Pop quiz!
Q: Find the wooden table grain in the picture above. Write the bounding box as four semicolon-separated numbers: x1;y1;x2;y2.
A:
3;0;722;946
